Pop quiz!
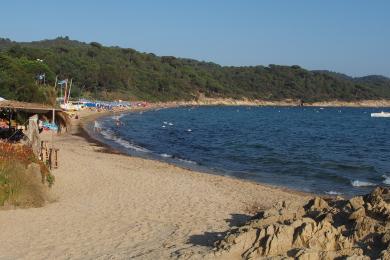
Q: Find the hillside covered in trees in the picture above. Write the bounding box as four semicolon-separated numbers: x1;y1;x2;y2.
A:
0;37;390;104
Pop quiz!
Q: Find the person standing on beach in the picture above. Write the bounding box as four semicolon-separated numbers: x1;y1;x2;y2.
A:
94;120;101;132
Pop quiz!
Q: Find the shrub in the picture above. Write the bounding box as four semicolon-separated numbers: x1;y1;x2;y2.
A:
0;142;54;207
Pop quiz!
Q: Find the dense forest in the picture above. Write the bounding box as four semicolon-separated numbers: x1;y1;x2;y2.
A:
0;37;390;104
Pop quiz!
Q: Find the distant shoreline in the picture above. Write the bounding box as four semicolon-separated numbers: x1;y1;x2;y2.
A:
137;98;390;108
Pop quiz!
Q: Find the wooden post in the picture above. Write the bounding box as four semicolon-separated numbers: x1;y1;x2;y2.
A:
44;142;49;161
52;109;55;124
48;148;53;170
39;141;44;161
54;148;59;169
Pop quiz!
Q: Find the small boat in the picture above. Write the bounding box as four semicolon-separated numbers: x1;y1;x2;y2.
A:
371;111;390;118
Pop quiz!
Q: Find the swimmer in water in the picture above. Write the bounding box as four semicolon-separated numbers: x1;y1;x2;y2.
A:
115;118;124;127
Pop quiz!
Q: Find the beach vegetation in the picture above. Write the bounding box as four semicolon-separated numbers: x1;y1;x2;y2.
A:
0;142;54;207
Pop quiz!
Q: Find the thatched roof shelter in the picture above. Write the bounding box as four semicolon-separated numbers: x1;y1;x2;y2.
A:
0;100;59;113
0;100;70;132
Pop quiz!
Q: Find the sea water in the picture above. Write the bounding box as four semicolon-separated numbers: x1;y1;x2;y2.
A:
90;106;390;196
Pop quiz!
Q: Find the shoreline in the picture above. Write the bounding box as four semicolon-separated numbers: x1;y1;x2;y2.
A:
77;103;382;199
77;107;312;198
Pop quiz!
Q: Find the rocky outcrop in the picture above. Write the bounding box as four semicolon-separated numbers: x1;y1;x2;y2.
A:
211;187;390;259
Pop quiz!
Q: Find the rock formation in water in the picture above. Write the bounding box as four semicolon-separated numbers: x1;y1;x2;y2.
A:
211;187;390;259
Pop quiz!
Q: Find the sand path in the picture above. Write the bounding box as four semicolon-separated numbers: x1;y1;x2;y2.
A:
0;115;306;259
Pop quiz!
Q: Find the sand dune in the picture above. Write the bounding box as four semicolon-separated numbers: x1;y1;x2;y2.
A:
0;112;306;259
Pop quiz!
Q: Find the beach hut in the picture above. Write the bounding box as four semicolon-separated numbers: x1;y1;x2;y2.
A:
0;100;70;135
0;100;67;167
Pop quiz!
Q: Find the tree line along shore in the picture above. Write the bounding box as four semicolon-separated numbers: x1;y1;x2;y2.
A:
1;37;390;106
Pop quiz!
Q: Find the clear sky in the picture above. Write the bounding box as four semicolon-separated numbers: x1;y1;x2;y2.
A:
1;0;389;77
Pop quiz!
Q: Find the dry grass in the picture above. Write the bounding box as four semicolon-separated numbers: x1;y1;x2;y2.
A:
0;142;54;208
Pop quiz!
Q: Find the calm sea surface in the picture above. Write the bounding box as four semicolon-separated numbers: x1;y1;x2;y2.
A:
90;106;390;196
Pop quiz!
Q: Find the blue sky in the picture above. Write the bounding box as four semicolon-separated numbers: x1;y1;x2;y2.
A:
1;0;389;77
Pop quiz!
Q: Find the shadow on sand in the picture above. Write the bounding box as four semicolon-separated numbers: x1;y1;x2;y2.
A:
187;213;251;247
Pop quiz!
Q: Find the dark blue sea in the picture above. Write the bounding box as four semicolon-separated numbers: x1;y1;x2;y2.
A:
89;106;390;196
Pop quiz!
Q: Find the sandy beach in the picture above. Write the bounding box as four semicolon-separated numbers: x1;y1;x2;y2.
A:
0;110;308;259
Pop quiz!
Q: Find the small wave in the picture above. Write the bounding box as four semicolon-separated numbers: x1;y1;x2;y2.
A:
382;175;390;185
100;129;150;153
322;162;376;172
351;180;376;187
325;191;343;195
177;158;197;165
100;129;113;139
160;153;172;158
111;114;125;120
